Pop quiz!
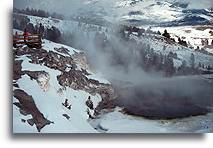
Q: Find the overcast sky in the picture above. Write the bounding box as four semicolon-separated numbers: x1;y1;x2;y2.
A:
179;0;213;9
14;0;213;15
14;0;89;16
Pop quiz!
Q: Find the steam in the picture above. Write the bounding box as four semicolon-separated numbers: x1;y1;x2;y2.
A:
60;23;213;119
116;76;213;119
77;25;213;119
14;0;213;119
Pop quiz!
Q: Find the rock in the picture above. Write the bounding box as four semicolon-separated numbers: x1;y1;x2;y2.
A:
13;102;22;108
72;52;90;70
13;43;116;127
36;73;50;91
54;47;71;56
23;71;50;91
20;109;29;116
27;118;35;126
13;89;53;132
62;114;70;120
24;71;48;81
13;60;23;80
13;83;19;88
21;119;26;123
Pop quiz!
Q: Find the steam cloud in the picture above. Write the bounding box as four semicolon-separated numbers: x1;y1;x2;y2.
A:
76;26;213;119
14;0;213;119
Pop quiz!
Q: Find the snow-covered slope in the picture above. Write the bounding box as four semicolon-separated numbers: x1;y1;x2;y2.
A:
71;0;213;26
13;30;112;133
73;0;182;24
14;13;213;68
130;33;213;68
90;107;213;133
12;9;213;133
151;25;213;53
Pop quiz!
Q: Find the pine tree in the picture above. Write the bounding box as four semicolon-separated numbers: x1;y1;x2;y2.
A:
198;62;202;68
162;29;170;39
157;30;161;35
190;53;195;69
178;37;182;44
46;26;61;42
26;23;36;34
178;60;187;75
164;55;175;77
38;23;45;35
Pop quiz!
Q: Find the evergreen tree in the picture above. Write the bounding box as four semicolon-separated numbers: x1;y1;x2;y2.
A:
164;54;175;77
26;23;36;34
157;30;161;35
163;45;166;50
207;65;212;71
178;37;182;44
190;53;195;69
178;60;187;75
46;26;61;42
13;19;19;30
198;62;202;68
162;29;170;39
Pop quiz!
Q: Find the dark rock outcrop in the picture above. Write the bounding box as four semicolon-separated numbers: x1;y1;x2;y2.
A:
13;89;53;132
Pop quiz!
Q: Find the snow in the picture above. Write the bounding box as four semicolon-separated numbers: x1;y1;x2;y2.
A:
22;14;78;33
90;108;213;133
130;33;213;68
151;25;213;53
120;0;183;22
13;29;23;34
14;12;213;68
92;109;171;133
42;39;80;56
77;0;184;23
13;39;105;133
14;58;101;133
13;34;108;132
173;59;182;67
13;104;37;133
14;12;106;36
43;41;110;85
12;0;186;27
87;72;110;84
13;8;213;133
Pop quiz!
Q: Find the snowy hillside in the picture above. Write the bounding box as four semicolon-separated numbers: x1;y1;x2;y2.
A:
12;2;213;133
13;28;213;133
71;0;213;26
130;33;213;68
13;13;213;69
151;25;213;53
13;30;113;133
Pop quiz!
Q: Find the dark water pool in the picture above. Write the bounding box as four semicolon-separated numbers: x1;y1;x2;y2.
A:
115;76;213;119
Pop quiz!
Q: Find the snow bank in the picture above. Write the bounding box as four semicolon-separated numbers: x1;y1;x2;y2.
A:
91;108;213;133
13;38;106;133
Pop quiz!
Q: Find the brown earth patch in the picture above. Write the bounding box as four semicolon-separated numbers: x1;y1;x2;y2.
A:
13;89;53;132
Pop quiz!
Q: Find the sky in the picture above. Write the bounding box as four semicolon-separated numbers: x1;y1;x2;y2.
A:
176;0;213;9
14;0;213;13
14;0;86;15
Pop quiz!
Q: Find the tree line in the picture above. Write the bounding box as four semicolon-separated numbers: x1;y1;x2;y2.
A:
13;16;213;76
13;17;61;43
93;30;212;77
14;8;64;20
